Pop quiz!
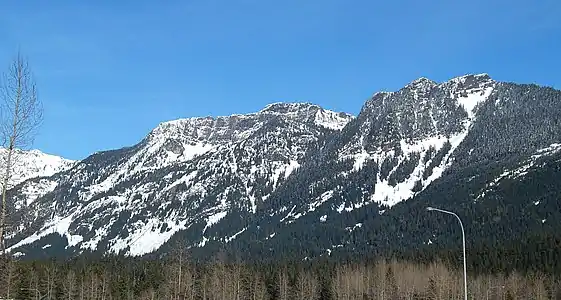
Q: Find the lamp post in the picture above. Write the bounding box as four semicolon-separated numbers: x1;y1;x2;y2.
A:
427;206;467;300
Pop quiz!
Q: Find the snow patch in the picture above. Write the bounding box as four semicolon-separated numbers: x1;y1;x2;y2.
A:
204;211;228;232
345;223;362;232
457;86;494;119
109;217;188;256
353;150;369;171
81;225;110;251
18;179;59;208
7;213;83;252
225;227;247;243
308;190;334;212
197;236;209;247
371;133;464;207
284;160;300;178
314;109;352;130
163;171;198;192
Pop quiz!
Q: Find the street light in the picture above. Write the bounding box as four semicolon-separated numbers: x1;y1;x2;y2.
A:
427;206;467;300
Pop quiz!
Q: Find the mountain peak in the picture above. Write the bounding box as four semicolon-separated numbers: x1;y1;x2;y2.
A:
260;102;353;130
403;73;493;90
405;77;438;89
259;102;319;114
448;73;493;85
0;147;75;187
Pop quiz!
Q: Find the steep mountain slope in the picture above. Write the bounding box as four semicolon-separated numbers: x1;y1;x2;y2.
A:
6;103;352;258
233;74;494;237
221;74;561;261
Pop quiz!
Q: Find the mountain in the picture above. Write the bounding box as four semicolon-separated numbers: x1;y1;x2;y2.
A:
0;148;75;209
0;148;75;185
221;74;561;264
5;74;561;269
6;103;353;258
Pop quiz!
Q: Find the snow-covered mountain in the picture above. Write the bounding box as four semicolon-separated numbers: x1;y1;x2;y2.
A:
6;103;353;257
227;73;561;260
0;148;75;186
255;74;494;221
0;148;75;211
5;74;561;261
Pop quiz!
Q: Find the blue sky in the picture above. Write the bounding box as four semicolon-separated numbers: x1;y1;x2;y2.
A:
1;0;560;160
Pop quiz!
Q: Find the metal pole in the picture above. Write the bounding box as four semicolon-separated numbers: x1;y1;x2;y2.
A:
427;207;467;300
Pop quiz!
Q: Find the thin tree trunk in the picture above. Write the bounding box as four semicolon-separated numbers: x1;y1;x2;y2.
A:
0;56;22;255
178;253;182;300
0;138;15;254
5;258;13;299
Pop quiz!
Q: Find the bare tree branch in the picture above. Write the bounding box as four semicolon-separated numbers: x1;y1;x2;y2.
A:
0;50;43;256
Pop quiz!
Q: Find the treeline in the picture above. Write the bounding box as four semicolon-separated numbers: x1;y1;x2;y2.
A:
1;255;560;300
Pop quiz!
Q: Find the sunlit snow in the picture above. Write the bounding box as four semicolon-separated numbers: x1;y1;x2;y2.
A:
457;86;493;119
7;213;83;252
314;109;353;130
225;227;247;243
109;217;188;256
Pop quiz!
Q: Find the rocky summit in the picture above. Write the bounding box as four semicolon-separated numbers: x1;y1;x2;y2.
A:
5;74;561;262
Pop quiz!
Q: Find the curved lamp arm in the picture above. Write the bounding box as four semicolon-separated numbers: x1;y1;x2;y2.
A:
427;206;467;300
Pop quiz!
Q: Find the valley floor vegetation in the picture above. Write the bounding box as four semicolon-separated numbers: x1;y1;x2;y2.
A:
1;254;560;300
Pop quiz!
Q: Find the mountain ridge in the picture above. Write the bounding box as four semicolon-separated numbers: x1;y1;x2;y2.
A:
5;102;354;258
4;74;561;264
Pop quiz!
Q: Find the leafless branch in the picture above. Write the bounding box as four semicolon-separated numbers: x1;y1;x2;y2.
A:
0;50;43;255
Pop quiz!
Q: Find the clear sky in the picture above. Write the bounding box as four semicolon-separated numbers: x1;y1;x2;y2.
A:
1;0;560;160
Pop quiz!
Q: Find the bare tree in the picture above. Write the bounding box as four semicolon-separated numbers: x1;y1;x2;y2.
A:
250;271;268;300
0;51;43;254
294;268;318;300
277;265;290;300
0;256;15;298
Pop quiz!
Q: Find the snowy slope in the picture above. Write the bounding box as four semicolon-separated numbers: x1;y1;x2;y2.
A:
7;74;560;261
0;148;75;209
258;74;496;229
6;102;353;257
341;73;495;207
0;148;75;185
228;73;561;261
